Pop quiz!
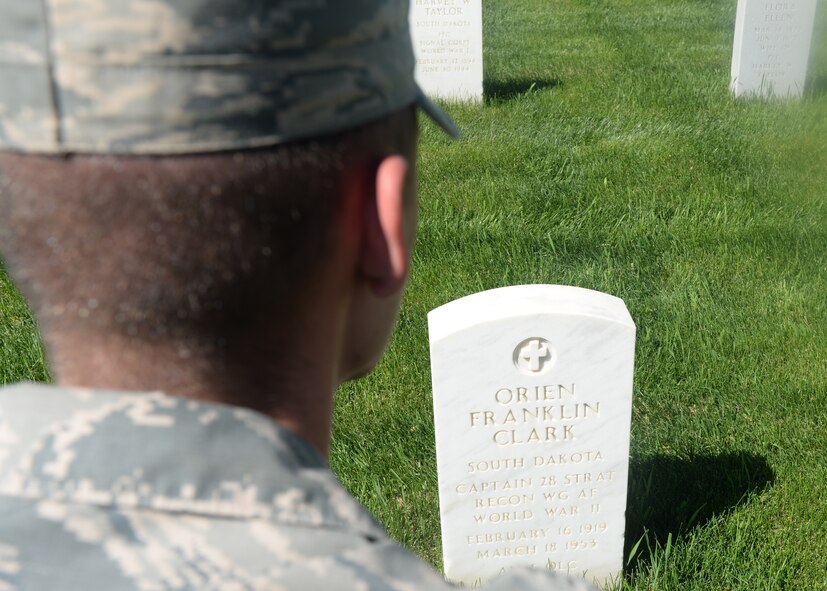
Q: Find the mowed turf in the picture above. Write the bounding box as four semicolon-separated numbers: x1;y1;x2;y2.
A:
331;1;827;589
2;1;826;589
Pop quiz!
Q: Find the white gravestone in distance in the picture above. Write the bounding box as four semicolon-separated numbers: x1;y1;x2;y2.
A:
409;0;484;101
428;286;636;587
730;0;818;98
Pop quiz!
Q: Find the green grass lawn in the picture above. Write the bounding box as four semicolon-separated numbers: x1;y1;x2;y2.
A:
332;0;827;589
2;0;827;589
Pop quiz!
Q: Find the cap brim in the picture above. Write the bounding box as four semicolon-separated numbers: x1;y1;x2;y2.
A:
415;88;461;139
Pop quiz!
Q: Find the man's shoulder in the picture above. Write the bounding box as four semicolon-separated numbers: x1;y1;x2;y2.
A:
0;384;597;591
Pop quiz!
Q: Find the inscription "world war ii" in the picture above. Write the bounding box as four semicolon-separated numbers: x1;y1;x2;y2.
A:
428;285;635;586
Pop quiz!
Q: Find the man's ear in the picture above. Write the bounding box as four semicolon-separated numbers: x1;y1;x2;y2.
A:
359;154;411;298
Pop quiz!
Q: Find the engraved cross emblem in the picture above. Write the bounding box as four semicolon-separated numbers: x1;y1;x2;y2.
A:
515;338;553;374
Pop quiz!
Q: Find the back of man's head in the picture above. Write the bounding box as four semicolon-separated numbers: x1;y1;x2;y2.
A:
0;0;456;411
0;109;416;356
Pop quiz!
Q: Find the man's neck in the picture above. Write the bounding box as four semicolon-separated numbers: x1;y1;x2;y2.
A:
48;325;342;459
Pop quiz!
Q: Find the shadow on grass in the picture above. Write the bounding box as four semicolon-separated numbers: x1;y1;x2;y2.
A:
806;75;827;98
484;77;561;102
623;452;775;570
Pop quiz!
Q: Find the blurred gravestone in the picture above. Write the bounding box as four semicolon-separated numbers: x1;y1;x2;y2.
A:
428;286;636;587
409;0;483;101
730;0;818;98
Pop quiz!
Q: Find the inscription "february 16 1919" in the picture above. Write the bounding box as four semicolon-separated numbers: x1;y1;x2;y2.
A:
429;285;635;586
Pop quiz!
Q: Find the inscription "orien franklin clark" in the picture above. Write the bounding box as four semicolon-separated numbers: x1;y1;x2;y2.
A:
468;384;601;446
428;286;635;585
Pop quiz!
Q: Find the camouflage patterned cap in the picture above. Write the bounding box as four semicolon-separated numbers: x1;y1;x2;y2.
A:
0;0;459;155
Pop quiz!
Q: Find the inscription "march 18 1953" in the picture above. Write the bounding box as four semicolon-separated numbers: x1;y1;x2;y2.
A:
429;286;635;587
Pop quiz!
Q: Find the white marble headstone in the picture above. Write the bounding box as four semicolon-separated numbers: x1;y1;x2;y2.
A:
409;0;484;102
730;0;817;98
428;286;635;587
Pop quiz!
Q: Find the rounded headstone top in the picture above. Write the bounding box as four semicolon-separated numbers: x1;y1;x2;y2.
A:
427;285;635;343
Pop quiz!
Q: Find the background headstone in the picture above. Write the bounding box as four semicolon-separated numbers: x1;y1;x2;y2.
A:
409;0;484;101
730;0;818;98
429;285;636;587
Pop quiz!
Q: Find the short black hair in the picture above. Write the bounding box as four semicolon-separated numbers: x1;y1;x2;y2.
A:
0;107;417;361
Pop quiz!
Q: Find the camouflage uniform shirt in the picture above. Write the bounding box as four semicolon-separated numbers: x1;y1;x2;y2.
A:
0;384;595;591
